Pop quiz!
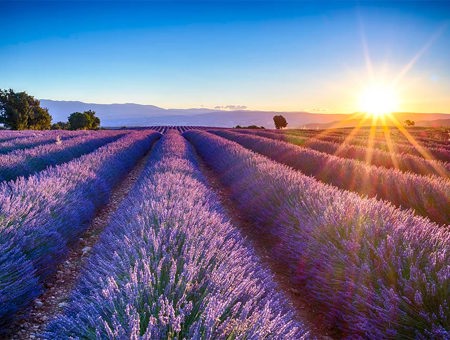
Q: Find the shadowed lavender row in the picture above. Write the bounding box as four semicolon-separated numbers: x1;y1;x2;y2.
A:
44;130;307;339
0;131;161;327
211;129;450;225
185;130;449;338
0;130;125;182
235;129;450;178
0;130;89;154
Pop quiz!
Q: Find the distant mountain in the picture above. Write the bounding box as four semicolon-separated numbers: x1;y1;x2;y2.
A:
40;100;218;125
40;100;450;128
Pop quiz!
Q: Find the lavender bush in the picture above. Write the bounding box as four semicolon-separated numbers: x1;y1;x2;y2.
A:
0;131;125;182
44;130;307;339
0;130;89;154
0;130;51;143
185;130;450;338
0;131;161;327
281;129;450;162
236;129;450;177
212;129;450;225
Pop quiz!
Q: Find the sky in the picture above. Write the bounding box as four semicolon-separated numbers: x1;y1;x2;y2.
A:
1;1;450;113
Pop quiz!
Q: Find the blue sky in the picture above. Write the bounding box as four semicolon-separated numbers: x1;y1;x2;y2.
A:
1;1;449;113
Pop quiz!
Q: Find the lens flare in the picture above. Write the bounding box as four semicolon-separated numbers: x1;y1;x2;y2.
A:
358;84;399;117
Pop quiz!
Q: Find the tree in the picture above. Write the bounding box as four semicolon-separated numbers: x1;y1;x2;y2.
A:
29;106;52;130
0;89;52;130
68;110;100;130
404;119;415;127
273;115;288;129
51;121;70;130
85;110;100;129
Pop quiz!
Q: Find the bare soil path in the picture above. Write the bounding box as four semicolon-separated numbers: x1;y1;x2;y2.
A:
3;146;155;340
191;144;336;339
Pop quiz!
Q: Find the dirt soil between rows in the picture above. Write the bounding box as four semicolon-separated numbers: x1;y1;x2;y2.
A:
192;145;337;339
3;147;155;340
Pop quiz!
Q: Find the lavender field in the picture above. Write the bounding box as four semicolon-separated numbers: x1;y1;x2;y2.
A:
0;127;449;339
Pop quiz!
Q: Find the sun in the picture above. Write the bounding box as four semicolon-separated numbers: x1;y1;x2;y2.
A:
358;84;399;117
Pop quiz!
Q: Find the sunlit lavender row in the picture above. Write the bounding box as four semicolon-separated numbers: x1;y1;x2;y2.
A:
279;127;450;150
0;130;124;182
283;129;450;162
0;131;161;326
211;129;450;225
322;129;450;151
236;129;450;177
185;130;450;338
44;130;307;339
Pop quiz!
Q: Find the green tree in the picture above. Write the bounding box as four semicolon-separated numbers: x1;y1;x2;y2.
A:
273;115;288;129
0;89;52;130
51;121;70;130
29;106;52;130
85;110;100;129
68;110;100;130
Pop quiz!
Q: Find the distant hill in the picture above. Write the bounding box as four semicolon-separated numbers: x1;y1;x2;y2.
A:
40;100;450;128
416;118;450;127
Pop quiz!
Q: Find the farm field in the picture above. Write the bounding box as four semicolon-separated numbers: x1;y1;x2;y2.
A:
0;126;449;339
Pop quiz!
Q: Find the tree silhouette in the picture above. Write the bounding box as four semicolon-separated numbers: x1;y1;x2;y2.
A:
273;115;288;129
404;119;415;127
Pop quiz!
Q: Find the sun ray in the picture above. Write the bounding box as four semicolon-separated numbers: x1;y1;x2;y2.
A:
357;10;374;81
331;113;371;157
364;114;380;165
303;112;367;146
385;114;450;178
393;23;448;86
380;115;401;170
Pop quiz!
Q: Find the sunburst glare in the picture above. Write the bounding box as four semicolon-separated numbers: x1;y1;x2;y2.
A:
358;83;399;117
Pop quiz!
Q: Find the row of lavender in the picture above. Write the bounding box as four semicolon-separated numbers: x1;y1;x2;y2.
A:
44;130;307;338
0;131;161;327
235;129;450;178
279;127;450;150
282;129;450;162
318;128;450;150
0;130;125;182
0;130;90;154
147;126;210;133
0;130;63;143
212;130;450;225
185;130;450;338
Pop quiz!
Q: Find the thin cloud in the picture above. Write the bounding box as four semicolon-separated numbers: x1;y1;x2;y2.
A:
214;105;248;111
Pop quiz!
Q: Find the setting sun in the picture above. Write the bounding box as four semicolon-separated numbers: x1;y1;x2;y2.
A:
358;84;399;117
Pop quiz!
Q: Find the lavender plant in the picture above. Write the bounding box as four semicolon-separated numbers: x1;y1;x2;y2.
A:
185;130;450;338
0;130;54;143
236;129;450;177
0;130;88;154
0;131;161;327
280;129;450;162
44;130;307;339
0;131;125;182
211;129;450;225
